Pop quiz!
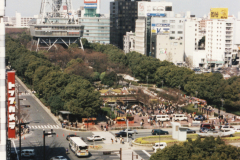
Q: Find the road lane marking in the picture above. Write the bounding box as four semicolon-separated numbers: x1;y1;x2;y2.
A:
47;125;50;128
50;125;53;128
35;126;38;128
142;150;151;157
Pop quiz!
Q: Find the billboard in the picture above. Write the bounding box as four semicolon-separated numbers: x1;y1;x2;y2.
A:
151;23;170;34
210;8;228;19
7;71;16;138
138;2;172;17
84;0;97;3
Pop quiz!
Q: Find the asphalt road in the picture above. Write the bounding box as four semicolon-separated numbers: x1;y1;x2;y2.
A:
12;78;202;160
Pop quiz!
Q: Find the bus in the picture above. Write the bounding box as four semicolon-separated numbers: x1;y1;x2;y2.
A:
69;137;89;157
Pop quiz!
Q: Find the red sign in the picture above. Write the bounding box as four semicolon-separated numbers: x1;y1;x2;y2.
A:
84;0;97;3
7;71;16;138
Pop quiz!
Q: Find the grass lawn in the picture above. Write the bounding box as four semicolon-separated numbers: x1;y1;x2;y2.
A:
231;111;240;116
182;104;202;115
101;107;116;119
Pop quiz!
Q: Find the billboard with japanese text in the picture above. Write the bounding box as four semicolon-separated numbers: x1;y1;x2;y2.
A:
151;23;170;34
84;0;97;3
7;71;16;138
210;8;228;19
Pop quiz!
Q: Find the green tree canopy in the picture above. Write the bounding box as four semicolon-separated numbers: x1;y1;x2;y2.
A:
150;137;240;160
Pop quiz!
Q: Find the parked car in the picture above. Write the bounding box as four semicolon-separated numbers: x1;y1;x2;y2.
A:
50;156;67;160
187;128;196;134
21;149;35;158
199;127;209;133
87;135;105;141
200;124;215;130
172;114;188;121
122;129;138;134
152;129;169;135
156;115;170;122
115;131;132;137
221;125;235;131
152;142;167;153
234;128;240;132
66;134;84;141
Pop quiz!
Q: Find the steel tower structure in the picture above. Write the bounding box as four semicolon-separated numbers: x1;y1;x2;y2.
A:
30;0;84;51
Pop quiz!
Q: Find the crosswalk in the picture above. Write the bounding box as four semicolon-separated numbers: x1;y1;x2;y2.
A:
28;125;60;129
19;92;31;96
135;150;154;160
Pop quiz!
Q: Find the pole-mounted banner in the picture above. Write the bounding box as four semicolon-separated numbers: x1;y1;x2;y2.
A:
7;71;16;138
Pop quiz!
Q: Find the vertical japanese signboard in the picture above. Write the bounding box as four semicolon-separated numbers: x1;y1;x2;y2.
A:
210;8;228;19
7;71;16;138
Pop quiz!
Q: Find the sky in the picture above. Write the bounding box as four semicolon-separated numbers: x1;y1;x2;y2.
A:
5;0;240;18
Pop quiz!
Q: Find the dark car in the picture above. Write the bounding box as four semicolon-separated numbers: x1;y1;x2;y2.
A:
199;127;209;133
187;128;196;134
115;131;132;137
152;129;169;135
66;135;84;141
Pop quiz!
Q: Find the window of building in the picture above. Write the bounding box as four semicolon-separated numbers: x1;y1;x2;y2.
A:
162;20;168;23
180;43;182;45
178;31;183;34
170;20;175;23
170;25;175;29
171;31;175;34
179;20;181;23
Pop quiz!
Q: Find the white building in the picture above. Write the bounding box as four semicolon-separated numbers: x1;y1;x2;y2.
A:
123;31;135;54
205;15;240;67
4;12;36;28
155;33;184;65
0;0;6;159
135;18;146;55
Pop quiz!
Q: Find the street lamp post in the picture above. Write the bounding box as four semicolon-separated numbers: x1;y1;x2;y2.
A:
16;83;29;160
43;129;56;160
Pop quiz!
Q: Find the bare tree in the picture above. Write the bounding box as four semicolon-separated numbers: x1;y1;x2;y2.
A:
166;52;173;62
185;56;193;68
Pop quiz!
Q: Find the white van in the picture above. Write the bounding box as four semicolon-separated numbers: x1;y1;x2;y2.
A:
69;137;89;157
173;114;188;121
152;142;167;153
21;149;35;158
156;115;170;122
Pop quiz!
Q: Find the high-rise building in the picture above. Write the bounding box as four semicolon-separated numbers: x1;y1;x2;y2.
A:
110;0;150;49
79;0;110;44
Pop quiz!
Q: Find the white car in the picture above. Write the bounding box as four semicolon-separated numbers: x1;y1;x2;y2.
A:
234;128;240;132
122;129;138;134
221;125;235;131
50;156;67;160
87;135;105;141
152;142;167;153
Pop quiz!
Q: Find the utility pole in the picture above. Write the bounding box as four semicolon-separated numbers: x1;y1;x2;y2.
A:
146;76;148;89
16;83;28;160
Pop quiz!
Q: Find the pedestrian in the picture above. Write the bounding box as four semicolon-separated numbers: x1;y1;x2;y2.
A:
120;137;122;143
122;138;124;144
115;137;117;143
111;138;113;144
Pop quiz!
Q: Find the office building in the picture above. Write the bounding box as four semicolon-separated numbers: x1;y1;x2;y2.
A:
80;15;110;44
79;0;110;44
110;0;150;49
